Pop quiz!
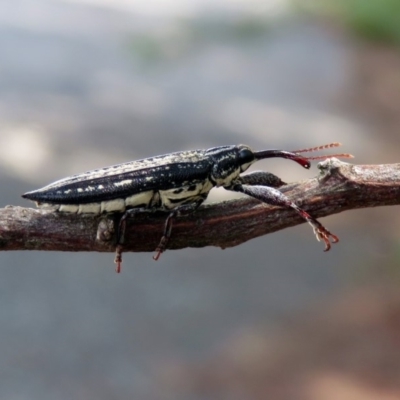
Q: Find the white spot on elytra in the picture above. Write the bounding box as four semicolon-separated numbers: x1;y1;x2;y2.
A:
113;179;132;187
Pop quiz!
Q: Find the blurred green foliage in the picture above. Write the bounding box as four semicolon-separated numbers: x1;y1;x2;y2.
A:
127;17;270;66
296;0;400;45
128;35;165;64
338;0;400;44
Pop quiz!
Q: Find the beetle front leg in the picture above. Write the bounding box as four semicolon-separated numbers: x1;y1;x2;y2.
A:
239;171;286;188
228;183;338;251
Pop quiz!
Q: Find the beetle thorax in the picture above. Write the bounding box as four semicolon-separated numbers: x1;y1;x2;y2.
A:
206;145;255;187
212;166;241;187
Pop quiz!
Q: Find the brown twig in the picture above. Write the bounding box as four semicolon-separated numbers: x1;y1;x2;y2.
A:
1;158;400;254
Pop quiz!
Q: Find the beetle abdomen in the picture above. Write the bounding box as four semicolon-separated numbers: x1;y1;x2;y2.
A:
31;190;157;214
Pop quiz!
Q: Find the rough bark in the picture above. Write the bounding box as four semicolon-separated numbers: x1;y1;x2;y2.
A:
1;158;399;254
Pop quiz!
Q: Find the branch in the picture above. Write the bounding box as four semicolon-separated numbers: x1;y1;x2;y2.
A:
1;159;400;254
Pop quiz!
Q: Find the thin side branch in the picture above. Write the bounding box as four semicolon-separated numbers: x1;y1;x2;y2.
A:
1;159;400;254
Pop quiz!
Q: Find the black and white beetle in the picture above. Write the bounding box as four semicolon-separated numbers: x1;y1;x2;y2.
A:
22;143;352;272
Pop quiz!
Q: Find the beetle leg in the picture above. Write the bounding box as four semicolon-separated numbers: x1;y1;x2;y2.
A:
114;207;149;273
153;210;176;261
153;201;204;261
228;183;338;251
238;171;286;188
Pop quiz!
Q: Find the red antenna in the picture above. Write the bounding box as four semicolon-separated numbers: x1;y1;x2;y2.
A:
291;142;353;161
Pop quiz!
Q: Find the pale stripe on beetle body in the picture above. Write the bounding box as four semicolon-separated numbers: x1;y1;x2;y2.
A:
35;181;214;214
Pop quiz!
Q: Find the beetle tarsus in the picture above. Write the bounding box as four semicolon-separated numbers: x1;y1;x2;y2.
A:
312;226;339;251
297;209;339;251
153;237;168;260
153;249;162;261
114;245;123;273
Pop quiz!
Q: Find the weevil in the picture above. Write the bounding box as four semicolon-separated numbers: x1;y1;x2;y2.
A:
22;143;352;272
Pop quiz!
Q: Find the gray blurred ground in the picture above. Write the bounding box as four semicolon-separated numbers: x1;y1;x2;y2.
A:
0;1;399;399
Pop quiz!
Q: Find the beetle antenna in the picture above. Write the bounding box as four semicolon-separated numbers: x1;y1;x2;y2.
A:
291;142;341;153
304;153;354;161
291;142;353;161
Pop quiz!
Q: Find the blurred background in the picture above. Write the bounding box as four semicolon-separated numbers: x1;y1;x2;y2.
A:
1;0;400;399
